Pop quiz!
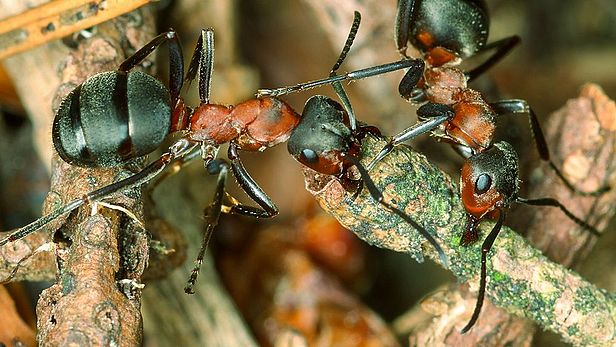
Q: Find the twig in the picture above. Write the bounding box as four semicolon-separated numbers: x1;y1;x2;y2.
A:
0;0;155;60
303;133;616;346
0;3;158;344
396;84;616;345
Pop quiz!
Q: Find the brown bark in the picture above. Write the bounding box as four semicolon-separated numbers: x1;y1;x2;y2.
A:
0;3;157;344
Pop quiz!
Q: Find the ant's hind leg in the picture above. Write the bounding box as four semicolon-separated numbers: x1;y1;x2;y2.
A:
184;158;228;294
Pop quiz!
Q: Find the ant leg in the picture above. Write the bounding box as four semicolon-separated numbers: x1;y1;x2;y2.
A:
225;143;278;218
516;197;600;236
465;36;520;82
330;11;361;131
118;30;184;104
343;154;449;269
366;103;454;171
184;159;228;294
490;100;609;196
398;59;425;100
394;0;419;56
256;59;420;98
0;139;198;248
461;209;506;333
144;148;201;209
185;28;214;104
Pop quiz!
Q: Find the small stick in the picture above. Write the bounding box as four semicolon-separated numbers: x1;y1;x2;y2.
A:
0;0;154;60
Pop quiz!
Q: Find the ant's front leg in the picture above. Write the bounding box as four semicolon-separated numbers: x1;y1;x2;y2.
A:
367;103;454;171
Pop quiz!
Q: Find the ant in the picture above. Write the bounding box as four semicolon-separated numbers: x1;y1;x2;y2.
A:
0;12;447;293
258;12;449;268
363;0;606;333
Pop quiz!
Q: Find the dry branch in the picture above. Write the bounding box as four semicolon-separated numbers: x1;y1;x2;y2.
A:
0;8;159;344
393;84;616;345
304;117;616;345
0;2;260;345
0;0;154;60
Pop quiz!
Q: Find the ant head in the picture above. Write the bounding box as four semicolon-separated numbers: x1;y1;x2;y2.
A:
460;141;519;219
409;0;489;62
288;96;355;176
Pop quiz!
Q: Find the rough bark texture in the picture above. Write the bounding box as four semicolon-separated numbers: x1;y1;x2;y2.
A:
304;88;616;345
1;8;157;345
393;85;616;346
526;84;616;266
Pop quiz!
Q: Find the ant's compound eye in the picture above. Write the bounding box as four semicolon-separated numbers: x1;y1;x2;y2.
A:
474;173;492;195
300;149;318;164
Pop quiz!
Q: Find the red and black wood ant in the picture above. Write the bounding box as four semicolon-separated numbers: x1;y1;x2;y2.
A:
0;13;448;292
364;0;605;333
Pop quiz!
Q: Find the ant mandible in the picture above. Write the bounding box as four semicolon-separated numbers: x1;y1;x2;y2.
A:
0;12;447;293
364;0;605;333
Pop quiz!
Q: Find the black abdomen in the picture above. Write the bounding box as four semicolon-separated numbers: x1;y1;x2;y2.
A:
410;0;489;58
53;70;171;167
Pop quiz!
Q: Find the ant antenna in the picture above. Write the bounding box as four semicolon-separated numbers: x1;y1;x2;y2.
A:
330;11;362;131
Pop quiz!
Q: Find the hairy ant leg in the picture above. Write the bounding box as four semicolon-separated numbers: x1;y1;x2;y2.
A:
464;36;521;82
256;60;418;99
225;143;278;218
0;139;198;248
184;158;228;294
367;103;455;171
516;197;599;236
184;28;214;104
